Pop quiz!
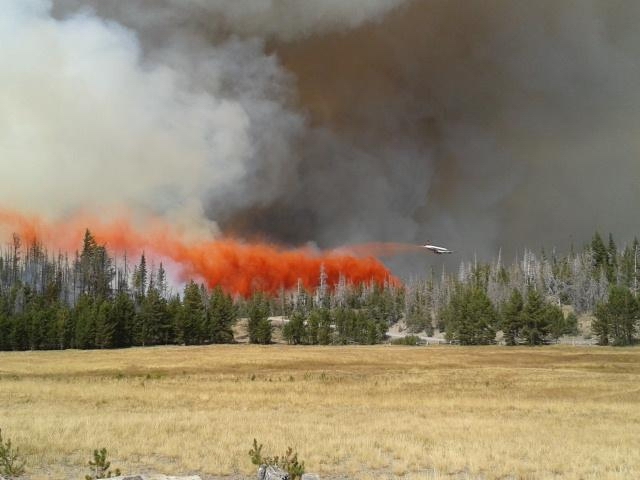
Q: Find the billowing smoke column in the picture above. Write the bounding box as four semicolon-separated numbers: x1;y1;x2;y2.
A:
2;0;640;282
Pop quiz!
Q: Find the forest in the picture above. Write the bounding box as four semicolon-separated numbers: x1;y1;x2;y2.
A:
0;230;638;350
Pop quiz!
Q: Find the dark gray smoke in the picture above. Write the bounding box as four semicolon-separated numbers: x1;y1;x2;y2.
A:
28;1;640;273
268;0;640;258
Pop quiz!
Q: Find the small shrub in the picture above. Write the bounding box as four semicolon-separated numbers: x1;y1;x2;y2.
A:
249;438;265;467
249;438;305;480
85;448;120;480
0;428;26;477
391;335;422;346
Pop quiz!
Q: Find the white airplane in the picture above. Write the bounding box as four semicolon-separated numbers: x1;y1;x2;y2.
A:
422;244;453;254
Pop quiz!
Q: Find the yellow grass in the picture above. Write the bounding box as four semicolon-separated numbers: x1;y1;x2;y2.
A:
0;345;639;479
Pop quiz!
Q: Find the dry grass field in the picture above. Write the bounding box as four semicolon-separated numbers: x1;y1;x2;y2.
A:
0;345;639;479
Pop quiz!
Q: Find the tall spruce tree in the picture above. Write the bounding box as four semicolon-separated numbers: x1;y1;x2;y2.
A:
444;285;497;345
521;289;551;345
181;281;205;345
594;286;638;346
110;291;135;348
501;288;524;345
283;310;306;345
247;292;271;344
208;286;236;343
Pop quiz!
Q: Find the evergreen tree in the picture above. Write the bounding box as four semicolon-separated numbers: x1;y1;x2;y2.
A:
443;285;497;345
94;299;115;349
283;310;306;345
134;287;170;346
0;310;10;351
167;294;182;344
521;289;551;345
333;307;351;345
317;308;333;345
564;311;579;336
593;302;610;346
501;288;524;346
306;309;320;345
247;292;272;344
208;286;236;343
181;281;205;345
607;233;618;283
9;313;29;351
79;230;114;300
591;232;608;277
594;286;638;346
110;291;135;348
73;294;96;349
546;303;566;341
132;253;148;304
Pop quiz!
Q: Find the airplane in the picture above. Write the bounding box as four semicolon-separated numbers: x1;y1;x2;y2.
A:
422;244;453;254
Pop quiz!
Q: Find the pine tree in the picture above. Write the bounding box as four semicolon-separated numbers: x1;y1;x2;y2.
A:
521;289;551;345
591;232;608;277
593;302;610;345
501;289;524;345
94;299;115;349
132;253;147;305
607;233;618;283
108;291;134;348
283;310;306;345
594;286;638;346
317;308;333;345
546;303;566;341
74;294;96;349
306;309;319;345
443;285;497;345
134;287;170;346
167;294;183;344
79;230;114;300
247;292;271;344
208;286;236;343
181;281;205;345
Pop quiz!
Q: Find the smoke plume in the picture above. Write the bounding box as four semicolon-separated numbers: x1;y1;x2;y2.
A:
2;0;640;280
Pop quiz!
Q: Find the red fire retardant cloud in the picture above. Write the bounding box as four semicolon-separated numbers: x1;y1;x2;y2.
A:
0;208;398;296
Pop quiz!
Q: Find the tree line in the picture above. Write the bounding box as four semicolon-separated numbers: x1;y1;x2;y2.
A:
0;230;638;350
405;232;640;345
0;230;401;350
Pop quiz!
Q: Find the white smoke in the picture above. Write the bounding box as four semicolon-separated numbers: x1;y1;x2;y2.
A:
0;0;305;232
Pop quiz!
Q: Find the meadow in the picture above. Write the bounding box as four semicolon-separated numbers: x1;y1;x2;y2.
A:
0;345;638;479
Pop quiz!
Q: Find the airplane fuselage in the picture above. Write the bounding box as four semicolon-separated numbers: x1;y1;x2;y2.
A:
422;244;453;254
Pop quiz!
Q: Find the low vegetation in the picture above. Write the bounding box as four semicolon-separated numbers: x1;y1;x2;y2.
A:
0;345;638;479
249;439;305;480
0;428;25;478
85;448;120;480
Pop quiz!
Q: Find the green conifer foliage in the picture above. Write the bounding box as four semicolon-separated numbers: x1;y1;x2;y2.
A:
521;289;551;345
444;285;497;345
208;286;236;343
181;281;205;345
247;292;272;344
283;310;306;345
501;289;524;345
594;286;638;346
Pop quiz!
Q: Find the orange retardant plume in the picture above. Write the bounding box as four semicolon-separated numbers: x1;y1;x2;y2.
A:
338;242;425;257
0;208;398;296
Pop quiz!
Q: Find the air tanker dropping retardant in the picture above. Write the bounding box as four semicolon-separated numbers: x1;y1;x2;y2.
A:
422;244;453;254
